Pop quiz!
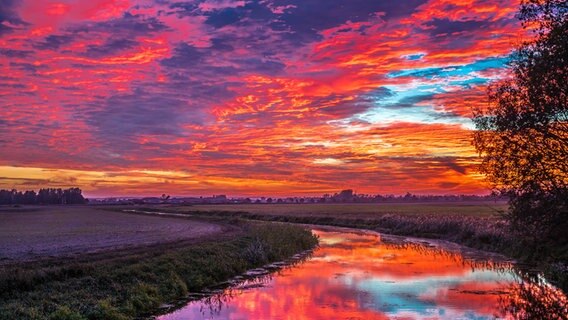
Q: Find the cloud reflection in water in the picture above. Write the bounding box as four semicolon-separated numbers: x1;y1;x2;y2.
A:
159;229;565;320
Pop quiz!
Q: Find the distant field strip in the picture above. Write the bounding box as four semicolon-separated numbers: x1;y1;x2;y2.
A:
0;206;225;263
189;202;509;217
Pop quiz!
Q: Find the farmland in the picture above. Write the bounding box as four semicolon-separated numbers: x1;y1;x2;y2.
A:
188;201;509;218
0;206;227;263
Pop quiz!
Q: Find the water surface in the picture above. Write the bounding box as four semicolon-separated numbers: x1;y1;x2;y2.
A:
159;228;566;319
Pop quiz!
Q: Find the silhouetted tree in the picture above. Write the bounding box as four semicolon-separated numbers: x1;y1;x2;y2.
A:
473;0;567;241
0;188;86;205
22;190;37;204
64;188;87;204
160;193;171;203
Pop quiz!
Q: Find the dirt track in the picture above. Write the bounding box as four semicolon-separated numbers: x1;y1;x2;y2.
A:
0;206;226;264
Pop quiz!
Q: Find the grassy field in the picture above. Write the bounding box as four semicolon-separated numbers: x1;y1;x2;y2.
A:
0;207;318;319
189;202;508;218
168;202;513;255
153;203;513;252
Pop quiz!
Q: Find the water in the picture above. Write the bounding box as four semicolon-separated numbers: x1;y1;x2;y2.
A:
158;228;567;319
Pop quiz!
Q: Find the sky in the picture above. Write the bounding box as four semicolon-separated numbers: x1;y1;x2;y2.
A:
0;0;524;197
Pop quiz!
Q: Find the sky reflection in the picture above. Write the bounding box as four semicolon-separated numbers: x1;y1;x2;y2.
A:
159;229;527;320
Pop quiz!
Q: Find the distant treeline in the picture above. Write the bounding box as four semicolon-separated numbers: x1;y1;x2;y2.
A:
0;188;87;205
316;189;507;203
253;189;507;204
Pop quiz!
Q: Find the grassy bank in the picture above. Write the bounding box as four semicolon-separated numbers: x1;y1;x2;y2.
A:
191;202;508;217
0;222;318;320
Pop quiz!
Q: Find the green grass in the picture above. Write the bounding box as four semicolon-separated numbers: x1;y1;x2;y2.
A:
0;222;318;320
189;202;508;218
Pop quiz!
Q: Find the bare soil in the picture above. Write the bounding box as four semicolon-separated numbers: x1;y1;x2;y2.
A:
0;205;227;264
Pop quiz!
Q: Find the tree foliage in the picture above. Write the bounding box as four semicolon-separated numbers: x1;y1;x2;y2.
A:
473;0;567;240
0;188;87;205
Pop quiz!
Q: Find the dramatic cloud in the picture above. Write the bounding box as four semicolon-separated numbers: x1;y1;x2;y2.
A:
0;0;523;196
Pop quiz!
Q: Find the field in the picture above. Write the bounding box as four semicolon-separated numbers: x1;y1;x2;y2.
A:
188;201;509;218
0;206;227;264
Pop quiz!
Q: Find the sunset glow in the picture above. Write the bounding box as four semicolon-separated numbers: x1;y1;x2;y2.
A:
0;0;525;197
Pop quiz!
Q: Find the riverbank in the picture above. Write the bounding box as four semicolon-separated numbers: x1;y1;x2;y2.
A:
0;217;318;319
136;205;567;292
